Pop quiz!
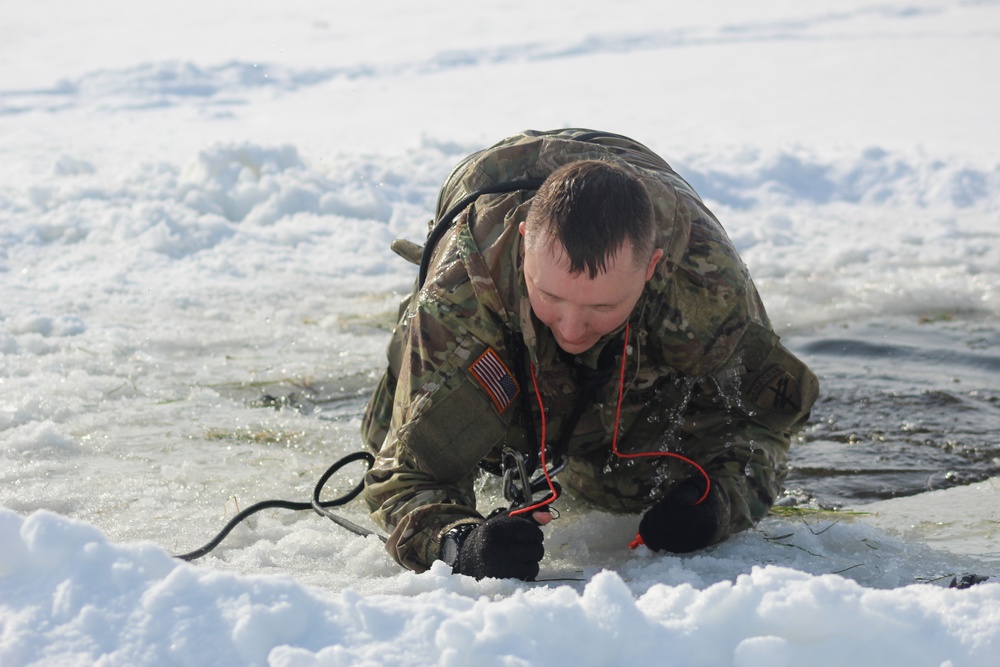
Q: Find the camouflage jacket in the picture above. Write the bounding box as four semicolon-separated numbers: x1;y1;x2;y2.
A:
361;129;819;572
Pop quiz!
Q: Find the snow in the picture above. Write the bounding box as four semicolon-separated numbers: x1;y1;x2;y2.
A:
3;510;998;667
2;1;999;665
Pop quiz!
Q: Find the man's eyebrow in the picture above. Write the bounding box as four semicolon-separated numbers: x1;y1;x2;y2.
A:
539;286;620;308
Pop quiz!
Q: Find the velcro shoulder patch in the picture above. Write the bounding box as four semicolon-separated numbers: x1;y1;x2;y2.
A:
468;348;519;413
749;365;802;413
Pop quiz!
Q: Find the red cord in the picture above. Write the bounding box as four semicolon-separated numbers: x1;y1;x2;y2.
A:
609;326;711;505
509;360;556;517
509;323;713;550
607;325;711;548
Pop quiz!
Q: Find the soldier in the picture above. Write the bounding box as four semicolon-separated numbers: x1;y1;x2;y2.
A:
361;129;819;581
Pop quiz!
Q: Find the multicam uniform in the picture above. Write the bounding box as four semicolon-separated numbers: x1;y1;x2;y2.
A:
361;129;819;572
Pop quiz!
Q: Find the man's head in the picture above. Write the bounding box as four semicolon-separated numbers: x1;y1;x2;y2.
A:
520;160;664;355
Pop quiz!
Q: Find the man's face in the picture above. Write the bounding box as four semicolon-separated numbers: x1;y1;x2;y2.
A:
520;221;663;355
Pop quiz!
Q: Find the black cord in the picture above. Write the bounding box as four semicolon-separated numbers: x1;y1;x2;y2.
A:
175;451;384;561
310;452;386;543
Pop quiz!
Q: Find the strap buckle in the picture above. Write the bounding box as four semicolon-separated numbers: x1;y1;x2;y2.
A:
501;447;565;511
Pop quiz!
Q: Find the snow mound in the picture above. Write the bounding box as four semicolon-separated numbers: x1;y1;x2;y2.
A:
2;509;998;667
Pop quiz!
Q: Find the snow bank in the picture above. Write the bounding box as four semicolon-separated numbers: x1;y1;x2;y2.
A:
2;510;997;667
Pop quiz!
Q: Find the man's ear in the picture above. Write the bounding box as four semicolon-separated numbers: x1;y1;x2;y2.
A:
645;248;664;281
518;220;526;236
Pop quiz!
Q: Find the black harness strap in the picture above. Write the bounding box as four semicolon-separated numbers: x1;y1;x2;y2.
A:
418;178;545;289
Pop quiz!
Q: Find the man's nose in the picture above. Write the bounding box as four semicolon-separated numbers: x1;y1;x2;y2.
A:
557;312;587;340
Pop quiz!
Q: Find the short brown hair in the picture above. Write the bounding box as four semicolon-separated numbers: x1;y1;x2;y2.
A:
524;160;656;278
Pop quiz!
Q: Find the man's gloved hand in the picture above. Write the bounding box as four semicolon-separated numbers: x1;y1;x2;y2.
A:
638;478;720;553
448;511;545;581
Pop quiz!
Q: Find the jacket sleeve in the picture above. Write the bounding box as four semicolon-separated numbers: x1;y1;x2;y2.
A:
681;321;819;543
362;296;513;572
637;188;818;542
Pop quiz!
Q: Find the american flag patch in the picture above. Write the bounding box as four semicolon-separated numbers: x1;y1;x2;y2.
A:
468;348;519;413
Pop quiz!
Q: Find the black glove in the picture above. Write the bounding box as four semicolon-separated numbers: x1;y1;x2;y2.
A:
446;512;545;581
638;478;720;553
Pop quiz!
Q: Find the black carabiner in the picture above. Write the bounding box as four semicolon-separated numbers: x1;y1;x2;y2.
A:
501;447;532;509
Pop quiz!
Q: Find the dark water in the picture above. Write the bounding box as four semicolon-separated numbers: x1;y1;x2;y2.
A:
784;314;1000;508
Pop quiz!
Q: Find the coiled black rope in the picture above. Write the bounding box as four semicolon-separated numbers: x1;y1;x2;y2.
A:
176;451;384;561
